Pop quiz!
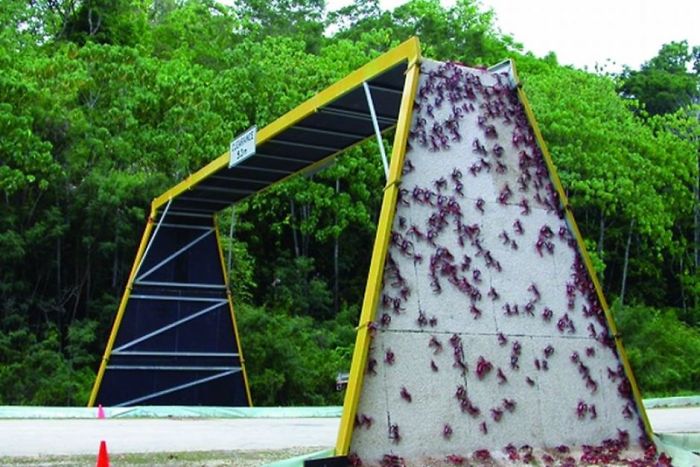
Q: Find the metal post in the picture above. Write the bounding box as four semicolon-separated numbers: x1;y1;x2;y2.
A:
363;82;390;179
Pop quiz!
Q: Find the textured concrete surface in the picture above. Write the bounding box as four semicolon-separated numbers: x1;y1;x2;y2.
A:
348;59;650;465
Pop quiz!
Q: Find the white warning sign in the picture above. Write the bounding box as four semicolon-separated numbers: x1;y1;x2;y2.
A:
229;126;257;168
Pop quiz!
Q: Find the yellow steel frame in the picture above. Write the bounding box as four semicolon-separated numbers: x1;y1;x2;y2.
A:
91;37;651;456
334;43;422;455
213;215;253;406
511;62;653;438
88;207;254;407
90;38;423;408
152;37;422;211
88;205;157;407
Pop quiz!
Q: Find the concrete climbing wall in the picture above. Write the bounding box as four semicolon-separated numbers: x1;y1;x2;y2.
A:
348;60;661;466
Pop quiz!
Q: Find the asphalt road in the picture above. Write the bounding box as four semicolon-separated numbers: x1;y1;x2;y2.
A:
0;407;696;457
0;418;338;457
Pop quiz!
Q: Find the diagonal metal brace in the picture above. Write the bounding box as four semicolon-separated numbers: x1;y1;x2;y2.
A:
136;228;214;281
114;369;240;407
113;299;227;352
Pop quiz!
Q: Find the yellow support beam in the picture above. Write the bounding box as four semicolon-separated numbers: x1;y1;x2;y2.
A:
152;37;423;211
511;62;654;439
88;204;159;407
334;43;422;455
213;214;254;406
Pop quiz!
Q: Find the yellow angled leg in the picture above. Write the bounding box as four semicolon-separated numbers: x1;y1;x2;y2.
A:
88;205;158;407
213;215;254;406
514;76;653;439
335;54;422;455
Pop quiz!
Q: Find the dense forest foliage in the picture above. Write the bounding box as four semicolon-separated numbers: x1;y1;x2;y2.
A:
0;0;698;406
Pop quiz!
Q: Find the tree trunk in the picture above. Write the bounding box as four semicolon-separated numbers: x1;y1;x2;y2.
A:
694;155;699;271
112;229;119;289
620;219;635;305
87;8;102;36
86;247;91;314
290;199;300;258
680;256;687;314
56;236;61;299
334;178;340;314
301;203;310;257
227;208;235;275
597;211;605;257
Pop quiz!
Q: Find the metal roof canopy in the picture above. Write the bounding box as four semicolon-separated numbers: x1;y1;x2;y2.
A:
152;38;422;217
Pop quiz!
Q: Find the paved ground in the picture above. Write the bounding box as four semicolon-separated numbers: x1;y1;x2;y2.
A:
0;418;338;457
0;407;696;457
646;406;700;433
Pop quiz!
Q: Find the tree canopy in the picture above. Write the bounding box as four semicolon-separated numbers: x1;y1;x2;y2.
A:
0;0;697;404
619;41;699;116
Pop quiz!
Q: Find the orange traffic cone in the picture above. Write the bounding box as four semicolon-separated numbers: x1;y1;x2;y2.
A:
97;404;105;419
96;440;109;467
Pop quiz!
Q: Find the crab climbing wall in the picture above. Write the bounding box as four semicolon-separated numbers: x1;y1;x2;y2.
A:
344;59;664;466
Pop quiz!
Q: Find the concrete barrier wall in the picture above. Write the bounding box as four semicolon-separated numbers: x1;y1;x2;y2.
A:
349;59;654;466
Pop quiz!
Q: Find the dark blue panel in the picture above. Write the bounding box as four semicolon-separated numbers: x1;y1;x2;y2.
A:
113;297;237;353
98;369;248;406
96;214;249;407
137;222;223;285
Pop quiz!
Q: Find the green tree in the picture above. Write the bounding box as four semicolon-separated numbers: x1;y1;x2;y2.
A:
236;0;326;52
60;0;149;46
648;106;700;322
330;0;520;65
520;57;696;307
614;303;700;395
236;304;354;405
619;41;699;116
0;0;697;407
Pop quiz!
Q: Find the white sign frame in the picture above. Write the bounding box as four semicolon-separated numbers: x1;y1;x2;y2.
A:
229;126;257;168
